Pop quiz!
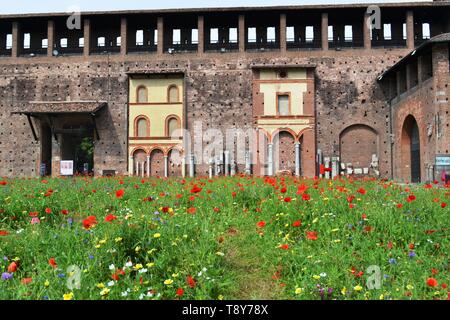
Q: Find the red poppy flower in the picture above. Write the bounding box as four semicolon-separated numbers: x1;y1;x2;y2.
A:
176;288;184;297
105;214;117;222
0;230;9;236
190;185;202;194
29;212;38;217
347;195;355;203
61;209;69;215
302;194;311;201
424;184;432;189
257;221;266;228
116;189;125;199
45;208;52;214
176;194;183;199
48;258;57;268
349;203;354;209
279;244;289;250
362;214;367;220
186;276;196;289
280;187;287;193
119;180;124;185
441;202;447;208
112;269;125;281
364;226;373;233
82;216;98;230
396;203;404;209
296;184;308;195
0;181;7;186
187;207;197;214
7;262;18;273
409;243;415;250
162;207;170;213
21;278;32;285
407;194;416;202
306;231;318;241
213;207;220;213
442;283;448;289
431;268;439;275
284;197;292;203
231;192;237;198
292;220;302;228
387;242;393;249
41;180;48;184
357;187;366;195
427;278;438;287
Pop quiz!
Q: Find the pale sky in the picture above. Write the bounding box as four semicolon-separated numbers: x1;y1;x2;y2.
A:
0;0;429;15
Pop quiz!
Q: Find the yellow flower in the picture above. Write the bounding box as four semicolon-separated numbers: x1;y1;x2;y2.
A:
354;285;363;292
164;279;174;285
133;264;143;270
341;287;347;296
168;208;174;214
100;288;110;296
95;244;101;249
216;252;225;256
146;262;155;268
172;273;179;278
331;228;339;232
312;218;318;224
312;275;321;280
97;283;105;289
218;295;224;300
44;280;50;287
154;233;161;238
63;292;74;300
295;288;303;295
379;294;384;300
135;246;141;253
115;237;123;243
406;284;414;290
99;239;107;244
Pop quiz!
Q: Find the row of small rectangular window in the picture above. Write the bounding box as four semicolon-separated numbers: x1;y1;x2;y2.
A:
2;23;432;50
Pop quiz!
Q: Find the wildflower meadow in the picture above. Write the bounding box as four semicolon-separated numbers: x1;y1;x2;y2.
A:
0;176;448;300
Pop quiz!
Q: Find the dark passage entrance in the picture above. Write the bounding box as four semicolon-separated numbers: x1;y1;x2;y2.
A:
410;119;421;183
60;125;94;175
40;122;52;176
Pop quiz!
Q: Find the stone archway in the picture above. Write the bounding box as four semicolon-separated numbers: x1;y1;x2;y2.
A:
340;124;379;174
401;115;421;183
149;149;165;177
273;130;296;174
168;148;183;177
133;149;148;176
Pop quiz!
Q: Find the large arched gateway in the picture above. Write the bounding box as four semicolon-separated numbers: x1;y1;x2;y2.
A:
401;115;421;183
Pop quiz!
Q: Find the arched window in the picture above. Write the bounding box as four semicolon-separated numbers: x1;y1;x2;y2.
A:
168;85;179;103
135;116;150;137
166;116;180;137
137;86;148;103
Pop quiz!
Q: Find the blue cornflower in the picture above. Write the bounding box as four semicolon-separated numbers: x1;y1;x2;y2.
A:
408;251;416;258
57;273;66;278
388;258;397;264
88;254;95;260
1;272;13;280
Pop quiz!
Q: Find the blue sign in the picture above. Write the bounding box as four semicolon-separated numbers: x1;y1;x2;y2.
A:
436;156;450;166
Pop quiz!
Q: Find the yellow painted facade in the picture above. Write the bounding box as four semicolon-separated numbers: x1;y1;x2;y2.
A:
128;76;184;175
256;69;312;140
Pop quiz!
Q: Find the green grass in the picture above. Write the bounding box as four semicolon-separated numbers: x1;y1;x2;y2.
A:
0;176;448;300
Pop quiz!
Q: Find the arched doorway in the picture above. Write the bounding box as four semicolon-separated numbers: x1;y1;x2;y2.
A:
150;149;164;177
133;149;148;176
168;148;182;177
273;130;296;174
401;115;421;183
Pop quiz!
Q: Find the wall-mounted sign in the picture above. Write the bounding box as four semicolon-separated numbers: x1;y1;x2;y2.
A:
436;156;450;166
60;161;74;176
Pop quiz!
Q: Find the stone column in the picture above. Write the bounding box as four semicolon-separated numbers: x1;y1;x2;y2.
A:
198;15;204;54
120;17;127;56
83;18;91;57
239;14;245;53
51;135;61;178
224;151;230;176
157;17;164;55
280;13;287;53
189;154;195;178
245;151;252;175
324;157;331;179
128;156;134;176
146;156;150;177
141;162;145;178
363;13;371;50
209;158;214;179
406;10;414;50
164;156;169;178
321;13;328;50
47;20;55;57
230;160;236;176
12;21;19;58
317;149;323;178
295;143;301;177
267;143;274;176
331;156;339;178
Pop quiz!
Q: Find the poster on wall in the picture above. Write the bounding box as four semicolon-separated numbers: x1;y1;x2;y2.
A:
60;160;74;176
436;156;450;166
